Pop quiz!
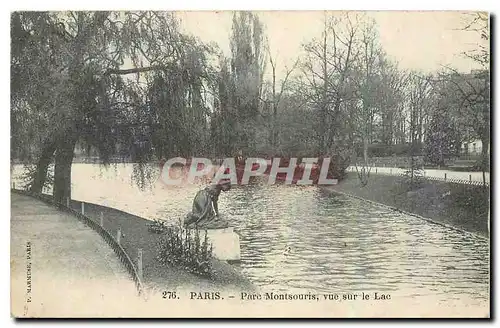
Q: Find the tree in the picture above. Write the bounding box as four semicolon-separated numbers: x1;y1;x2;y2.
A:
11;11;217;200
460;12;490;186
299;13;359;159
377;58;407;146
427;12;490;186
266;44;297;149
438;69;489;179
229;11;267;155
11;12;75;193
210;55;232;157
461;12;489;67
404;73;432;183
350;18;382;186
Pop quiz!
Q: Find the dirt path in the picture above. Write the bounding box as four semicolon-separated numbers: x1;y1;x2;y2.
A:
11;193;138;317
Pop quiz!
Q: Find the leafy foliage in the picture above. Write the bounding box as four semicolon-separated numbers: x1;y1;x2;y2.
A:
153;219;214;277
20;164;54;190
11;11;490;194
401;163;425;191
147;219;169;234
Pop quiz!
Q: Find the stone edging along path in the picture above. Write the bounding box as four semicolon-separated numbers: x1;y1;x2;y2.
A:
10;189;146;296
322;187;489;241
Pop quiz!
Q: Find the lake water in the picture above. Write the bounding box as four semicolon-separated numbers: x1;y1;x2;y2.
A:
11;163;490;311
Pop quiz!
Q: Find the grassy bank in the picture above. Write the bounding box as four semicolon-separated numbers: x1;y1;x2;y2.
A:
328;172;490;238
67;200;256;294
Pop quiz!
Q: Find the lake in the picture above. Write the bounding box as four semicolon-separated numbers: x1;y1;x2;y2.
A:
11;163;490;311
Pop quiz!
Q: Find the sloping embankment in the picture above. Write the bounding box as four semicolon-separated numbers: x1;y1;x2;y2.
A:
325;172;489;239
67;199;256;294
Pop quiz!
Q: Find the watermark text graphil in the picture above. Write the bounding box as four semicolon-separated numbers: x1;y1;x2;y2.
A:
159;157;338;186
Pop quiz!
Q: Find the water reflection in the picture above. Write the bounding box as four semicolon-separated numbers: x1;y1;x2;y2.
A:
11;164;489;304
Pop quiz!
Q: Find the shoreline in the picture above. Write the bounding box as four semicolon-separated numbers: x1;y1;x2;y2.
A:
323;173;489;240
322;187;487;241
64;199;257;294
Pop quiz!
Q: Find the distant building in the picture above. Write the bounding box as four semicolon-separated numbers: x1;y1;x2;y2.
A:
461;139;488;155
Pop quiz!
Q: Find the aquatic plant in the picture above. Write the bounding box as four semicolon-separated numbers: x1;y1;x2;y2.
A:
155;218;214;277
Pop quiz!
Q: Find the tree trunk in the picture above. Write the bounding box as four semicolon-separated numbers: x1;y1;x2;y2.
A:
31;140;56;193
319;22;328;155
271;63;277;148
481;136;489;188
53;136;77;203
480;86;490;189
363;137;369;171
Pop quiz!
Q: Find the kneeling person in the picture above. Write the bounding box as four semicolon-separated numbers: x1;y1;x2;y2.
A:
184;181;231;229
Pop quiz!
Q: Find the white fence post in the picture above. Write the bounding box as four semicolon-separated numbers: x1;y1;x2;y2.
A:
137;249;143;282
100;211;104;227
117;228;121;245
81;202;85;215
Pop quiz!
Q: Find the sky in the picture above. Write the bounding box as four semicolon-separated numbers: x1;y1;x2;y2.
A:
177;11;488;80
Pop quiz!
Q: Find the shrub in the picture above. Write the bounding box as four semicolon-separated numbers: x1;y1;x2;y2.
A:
401;165;425;191
147;219;168;234
154;219;214;277
369;144;391;157
391;143;411;156
356;143;423;158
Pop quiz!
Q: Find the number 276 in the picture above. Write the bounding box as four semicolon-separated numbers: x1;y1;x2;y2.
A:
162;291;177;299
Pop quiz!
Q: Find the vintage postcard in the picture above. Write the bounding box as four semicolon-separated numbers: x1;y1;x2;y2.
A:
10;10;490;318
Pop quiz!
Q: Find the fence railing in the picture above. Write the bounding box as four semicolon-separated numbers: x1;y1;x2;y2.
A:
10;187;144;296
423;175;489;186
347;166;490;187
